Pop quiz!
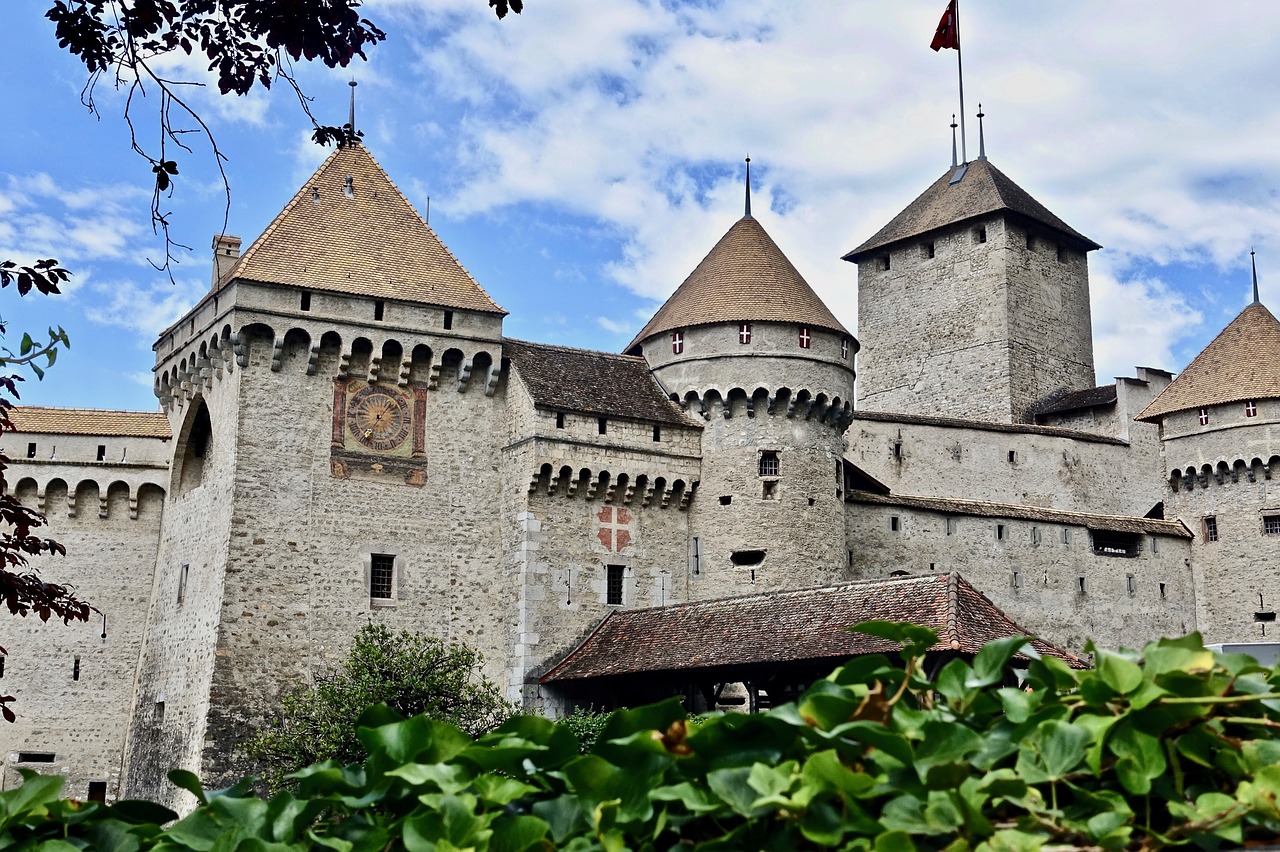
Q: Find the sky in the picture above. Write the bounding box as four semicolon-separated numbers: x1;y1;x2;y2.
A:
2;1;1279;412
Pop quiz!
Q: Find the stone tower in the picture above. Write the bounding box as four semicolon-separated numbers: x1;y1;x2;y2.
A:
627;205;857;593
120;141;511;805
1137;291;1280;644
845;159;1100;423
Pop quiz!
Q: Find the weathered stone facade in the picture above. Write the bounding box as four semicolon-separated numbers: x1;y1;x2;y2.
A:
0;145;1264;811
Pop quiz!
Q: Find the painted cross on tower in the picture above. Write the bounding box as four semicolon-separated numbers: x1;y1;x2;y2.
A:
596;506;633;552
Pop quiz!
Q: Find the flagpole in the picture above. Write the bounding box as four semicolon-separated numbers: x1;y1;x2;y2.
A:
955;0;967;163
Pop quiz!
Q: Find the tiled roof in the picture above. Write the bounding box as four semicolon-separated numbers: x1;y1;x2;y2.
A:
9;407;171;438
1029;383;1118;419
626;216;850;351
1136;303;1280;421
851;490;1193;538
540;573;1084;683
223;144;505;314
852;410;1127;446
843;159;1100;261
505;339;695;426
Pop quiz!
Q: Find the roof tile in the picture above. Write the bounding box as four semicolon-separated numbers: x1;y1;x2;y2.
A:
224;144;505;314
9;407;170;438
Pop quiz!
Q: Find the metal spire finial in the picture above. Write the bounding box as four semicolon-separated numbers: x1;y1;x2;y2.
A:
1252;249;1262;305
744;156;752;218
346;79;358;145
976;104;987;161
950;115;958;168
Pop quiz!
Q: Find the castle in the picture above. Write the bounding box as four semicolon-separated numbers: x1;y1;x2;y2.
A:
3;134;1278;807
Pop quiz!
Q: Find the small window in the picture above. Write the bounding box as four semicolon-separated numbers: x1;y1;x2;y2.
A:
1012;571;1023;589
72;656;80;681
652;424;661;442
1007;450;1017;464
1031;526;1041;546
889;516;900;532
730;550;766;566
763;481;778;500
17;752;55;763
1026;233;1035;250
1256;611;1277;623
605;565;624;605
719;495;732;506
1062;528;1072;545
87;781;107;803
891;440;903;460
738;323;752;344
555;412;565;429
374;300;385;321
1092;529;1142;558
1151;535;1160;554
1076;575;1087;595
975;226;987;244
1126;574;1137;596
671;331;684;354
370;553;395;599
847;549;853;566
879;255;891;271
1056;245;1066;263
798;326;811;349
945;517;957;536
155;700;165;724
96;445;106;462
1246;400;1258;418
1266;516;1280;536
0;657;5;677
443;310;454;330
759;450;779;477
841;338;850;360
1198;407;1210;426
177;562;189;605
300;291;311;311
1204;516;1219;543
26;442;35;459
1159;582;1167;599
597;417;607;435
923;242;935;259
996;524;1006;541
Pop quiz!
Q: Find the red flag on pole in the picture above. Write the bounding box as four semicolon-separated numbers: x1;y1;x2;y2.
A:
930;1;959;51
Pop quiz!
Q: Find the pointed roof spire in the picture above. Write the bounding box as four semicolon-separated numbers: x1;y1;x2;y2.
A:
950;115;958;168
344;79;359;146
1252;249;1262;306
744;156;753;218
976;104;987;161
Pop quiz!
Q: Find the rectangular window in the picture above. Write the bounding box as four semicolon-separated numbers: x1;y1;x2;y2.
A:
841;338;850;359
1199;407;1210;426
443;310;453;330
762;481;778;500
605;564;624;605
177;563;189;605
154;701;165;724
690;536;700;576
1204;515;1219;543
598;417;607;435
1056;245;1066;263
798;326;811;348
1077;575;1087;595
1012;571;1023;589
996;524;1006;541
17;752;55;763
671;331;684;354
26;442;35;459
1151;535;1160;554
1126;574;1137;596
373;300;385;321
72;656;80;681
555;412;565;429
719;495;732;506
652;424;661;442
975;226;987;244
96;445;106;462
87;781;107;803
370;553;395;599
738;323;752;344
890;516;900;532
1266;516;1280;536
1031;526;1041;546
1159;582;1167;599
759;450;779;477
1007;449;1018;464
1247;400;1258;418
1092;529;1142;558
946;517;957;536
300;291;311;312
923;242;935;259
1062;528;1072;545
879;255;891;271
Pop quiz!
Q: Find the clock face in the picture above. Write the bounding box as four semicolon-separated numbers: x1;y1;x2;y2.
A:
346;385;411;452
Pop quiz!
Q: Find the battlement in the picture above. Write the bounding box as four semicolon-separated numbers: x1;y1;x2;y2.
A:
675;386;853;431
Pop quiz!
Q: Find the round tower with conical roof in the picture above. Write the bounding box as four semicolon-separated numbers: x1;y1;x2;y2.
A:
626;195;857;594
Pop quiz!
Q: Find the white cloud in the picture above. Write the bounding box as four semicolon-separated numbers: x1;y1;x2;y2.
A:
85;277;207;338
595;316;630;334
1090;268;1203;383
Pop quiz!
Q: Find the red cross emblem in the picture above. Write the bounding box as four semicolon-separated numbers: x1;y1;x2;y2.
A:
597;506;632;552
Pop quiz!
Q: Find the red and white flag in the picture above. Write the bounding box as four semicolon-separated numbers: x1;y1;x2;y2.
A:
930;1;959;51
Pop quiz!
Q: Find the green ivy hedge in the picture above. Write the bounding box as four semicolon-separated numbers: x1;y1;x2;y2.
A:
7;625;1280;850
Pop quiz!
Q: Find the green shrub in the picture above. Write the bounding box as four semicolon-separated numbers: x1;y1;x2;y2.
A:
9;625;1280;850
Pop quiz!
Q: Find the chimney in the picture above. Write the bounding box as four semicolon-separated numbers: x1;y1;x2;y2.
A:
211;234;242;288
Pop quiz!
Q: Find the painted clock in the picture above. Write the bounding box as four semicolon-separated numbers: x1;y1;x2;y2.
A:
346;384;412;452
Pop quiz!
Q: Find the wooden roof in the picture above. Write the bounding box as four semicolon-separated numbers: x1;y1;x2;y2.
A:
223;143;505;314
844;159;1100;261
851;490;1193;538
626;215;850;352
539;573;1084;683
1136;303;1280;421
9;407;170;438
505;339;694;426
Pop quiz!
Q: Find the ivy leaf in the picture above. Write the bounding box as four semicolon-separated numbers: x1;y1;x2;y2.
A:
1014;720;1090;784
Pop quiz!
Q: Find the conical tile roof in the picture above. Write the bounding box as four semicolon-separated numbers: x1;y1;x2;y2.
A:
843;159;1100;261
1136;302;1280;421
626;215;849;352
222;144;504;314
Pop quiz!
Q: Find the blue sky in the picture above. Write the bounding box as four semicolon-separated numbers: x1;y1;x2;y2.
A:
2;1;1279;412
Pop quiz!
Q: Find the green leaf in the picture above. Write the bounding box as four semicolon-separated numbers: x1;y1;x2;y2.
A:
473;774;538;806
970;634;1032;688
1142;633;1215;676
108;798;180;824
19;333;32;356
1093;648;1144;695
874;830;918;851
490;814;550;852
850;620;939;658
914;720;983;769
707;767;770;817
1014;720;1090;784
1108;724;1165;795
167;769;207;804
